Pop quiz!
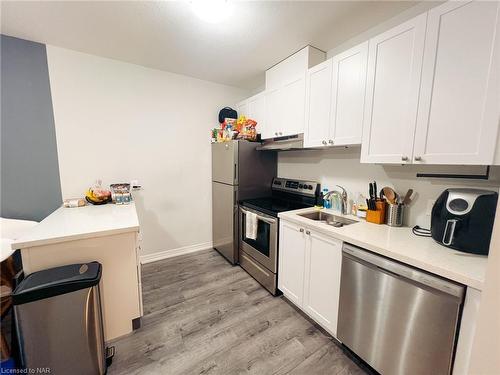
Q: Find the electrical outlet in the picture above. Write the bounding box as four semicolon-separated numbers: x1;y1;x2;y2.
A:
426;199;436;216
131;179;142;190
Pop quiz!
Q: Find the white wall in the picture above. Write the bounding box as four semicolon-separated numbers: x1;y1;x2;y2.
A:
46;46;248;258
278;148;500;228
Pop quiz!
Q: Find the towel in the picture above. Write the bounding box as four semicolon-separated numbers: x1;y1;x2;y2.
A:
245;211;258;240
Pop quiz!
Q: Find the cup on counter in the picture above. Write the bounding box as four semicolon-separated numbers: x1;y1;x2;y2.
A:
386;203;405;227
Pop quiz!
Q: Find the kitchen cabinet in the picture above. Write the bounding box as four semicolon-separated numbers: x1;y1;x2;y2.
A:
263;87;281;139
304;59;333;147
247;91;266;136
361;13;427;164
278;219;342;336
362;1;500;165
266;46;325;91
234;91;267;136
235;99;248;119
303;230;342;336
265;76;306;139
305;42;369;148
330;42;368;146
13;204;142;341
413;1;500;165
263;46;325;140
278;221;306;306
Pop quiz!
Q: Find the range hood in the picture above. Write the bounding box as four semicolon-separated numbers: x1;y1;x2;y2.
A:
257;134;304;151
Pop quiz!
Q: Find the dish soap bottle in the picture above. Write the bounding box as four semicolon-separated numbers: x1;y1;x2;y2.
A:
322;188;331;209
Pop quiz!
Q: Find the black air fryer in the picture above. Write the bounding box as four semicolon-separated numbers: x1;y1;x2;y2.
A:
431;189;498;255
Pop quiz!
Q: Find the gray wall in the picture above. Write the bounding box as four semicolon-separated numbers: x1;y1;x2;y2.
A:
1;35;62;221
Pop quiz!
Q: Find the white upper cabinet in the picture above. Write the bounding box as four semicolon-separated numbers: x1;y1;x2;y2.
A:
265;72;306;138
278;221;306;306
266;46;326;90
263;87;281;139
305;59;333;147
361;14;427;164
303;231;342;336
263;46;326;140
235;100;249;119
281;75;307;137
330;42;369;146
413;1;500;165
247;92;267;136
304;42;368;148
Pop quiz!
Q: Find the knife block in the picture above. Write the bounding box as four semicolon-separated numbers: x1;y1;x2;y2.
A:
366;200;386;224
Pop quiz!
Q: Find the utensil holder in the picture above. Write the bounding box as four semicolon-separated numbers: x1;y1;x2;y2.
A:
386;203;405;227
366;200;386;225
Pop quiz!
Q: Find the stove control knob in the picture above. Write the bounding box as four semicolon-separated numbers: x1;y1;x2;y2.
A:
308;185;313;190
299;184;303;189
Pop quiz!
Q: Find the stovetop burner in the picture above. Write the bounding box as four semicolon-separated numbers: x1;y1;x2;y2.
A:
240;177;320;217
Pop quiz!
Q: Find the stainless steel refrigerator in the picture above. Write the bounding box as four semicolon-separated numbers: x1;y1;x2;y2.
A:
212;140;276;264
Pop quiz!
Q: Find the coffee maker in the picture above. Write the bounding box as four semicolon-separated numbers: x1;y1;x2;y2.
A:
431;188;498;255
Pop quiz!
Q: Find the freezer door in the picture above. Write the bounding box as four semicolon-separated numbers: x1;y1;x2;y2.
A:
212;182;238;264
212;141;238;185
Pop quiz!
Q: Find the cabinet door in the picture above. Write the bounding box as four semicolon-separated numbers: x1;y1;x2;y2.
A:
263;87;281;139
235;100;248;119
361;14;427;164
303;231;342;336
278;221;306;306
413;1;500;165
304;59;333;148
330;42;368;146
281;75;306;137
248;92;267;136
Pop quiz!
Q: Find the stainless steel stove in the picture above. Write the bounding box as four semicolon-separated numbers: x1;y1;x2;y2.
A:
238;177;320;295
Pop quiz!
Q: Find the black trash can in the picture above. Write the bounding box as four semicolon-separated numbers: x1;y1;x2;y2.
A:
12;262;113;374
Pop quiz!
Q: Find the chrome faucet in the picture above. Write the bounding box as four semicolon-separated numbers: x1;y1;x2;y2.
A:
324;185;348;215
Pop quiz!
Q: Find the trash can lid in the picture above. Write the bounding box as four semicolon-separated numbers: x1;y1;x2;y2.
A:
12;262;102;305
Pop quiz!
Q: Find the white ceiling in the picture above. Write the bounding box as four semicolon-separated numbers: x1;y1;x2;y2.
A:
1;1;418;89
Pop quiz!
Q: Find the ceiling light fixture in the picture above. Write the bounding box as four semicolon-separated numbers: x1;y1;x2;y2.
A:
191;0;232;24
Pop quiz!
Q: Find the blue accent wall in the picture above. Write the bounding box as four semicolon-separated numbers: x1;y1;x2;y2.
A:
1;35;62;221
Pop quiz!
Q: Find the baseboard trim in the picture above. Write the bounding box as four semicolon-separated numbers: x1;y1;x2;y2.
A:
140;241;213;264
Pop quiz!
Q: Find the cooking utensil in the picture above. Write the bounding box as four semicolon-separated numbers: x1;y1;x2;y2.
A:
383;187;397;204
402;189;413;205
373;181;378;200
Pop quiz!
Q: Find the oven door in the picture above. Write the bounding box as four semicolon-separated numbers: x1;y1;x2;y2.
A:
239;206;278;272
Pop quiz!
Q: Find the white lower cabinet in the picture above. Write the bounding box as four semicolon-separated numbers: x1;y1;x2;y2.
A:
278;221;307;306
278;219;342;337
303;230;342;336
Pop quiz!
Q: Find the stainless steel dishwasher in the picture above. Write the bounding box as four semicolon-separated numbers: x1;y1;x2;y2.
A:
338;244;465;375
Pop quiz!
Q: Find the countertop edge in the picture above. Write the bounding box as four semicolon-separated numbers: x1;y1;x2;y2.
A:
11;225;140;250
278;210;484;291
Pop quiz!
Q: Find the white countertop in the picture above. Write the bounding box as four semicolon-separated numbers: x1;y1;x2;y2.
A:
279;207;488;290
1;218;39;262
11;203;140;250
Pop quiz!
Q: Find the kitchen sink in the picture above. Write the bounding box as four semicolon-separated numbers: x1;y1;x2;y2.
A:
298;211;358;227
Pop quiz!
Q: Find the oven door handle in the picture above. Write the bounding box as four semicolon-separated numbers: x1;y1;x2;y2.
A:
239;207;277;225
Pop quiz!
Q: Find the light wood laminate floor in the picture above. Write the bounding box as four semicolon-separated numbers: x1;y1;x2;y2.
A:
109;249;369;375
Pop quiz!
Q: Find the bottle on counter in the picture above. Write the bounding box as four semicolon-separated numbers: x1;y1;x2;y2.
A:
322;188;331;209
